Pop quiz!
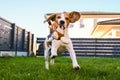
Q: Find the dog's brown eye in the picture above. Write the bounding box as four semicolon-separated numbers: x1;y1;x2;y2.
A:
57;16;61;19
65;17;69;20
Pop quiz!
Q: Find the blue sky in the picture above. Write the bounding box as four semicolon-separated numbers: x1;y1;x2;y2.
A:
0;0;120;38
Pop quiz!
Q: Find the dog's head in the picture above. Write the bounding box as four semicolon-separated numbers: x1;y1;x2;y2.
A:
44;11;80;29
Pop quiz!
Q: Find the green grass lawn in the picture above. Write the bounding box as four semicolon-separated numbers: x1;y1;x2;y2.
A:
0;56;120;80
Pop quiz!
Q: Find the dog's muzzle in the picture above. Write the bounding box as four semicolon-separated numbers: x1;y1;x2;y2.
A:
60;20;65;25
59;20;66;30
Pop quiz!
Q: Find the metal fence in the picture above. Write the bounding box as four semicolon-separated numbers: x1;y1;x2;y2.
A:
36;38;120;57
0;17;34;56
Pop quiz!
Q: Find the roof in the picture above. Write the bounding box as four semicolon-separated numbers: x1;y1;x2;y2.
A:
97;19;120;25
80;12;120;15
45;12;120;16
45;12;120;18
91;19;120;37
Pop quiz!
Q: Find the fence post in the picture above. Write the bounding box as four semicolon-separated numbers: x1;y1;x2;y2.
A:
15;26;18;56
94;38;97;56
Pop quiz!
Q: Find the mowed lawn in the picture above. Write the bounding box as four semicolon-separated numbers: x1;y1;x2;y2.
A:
0;56;120;80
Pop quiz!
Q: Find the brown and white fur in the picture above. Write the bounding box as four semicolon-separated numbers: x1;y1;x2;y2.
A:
44;11;80;70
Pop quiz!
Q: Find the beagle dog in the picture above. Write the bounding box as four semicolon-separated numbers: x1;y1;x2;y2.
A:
44;11;80;70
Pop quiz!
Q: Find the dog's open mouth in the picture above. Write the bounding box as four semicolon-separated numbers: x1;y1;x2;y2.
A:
60;25;65;30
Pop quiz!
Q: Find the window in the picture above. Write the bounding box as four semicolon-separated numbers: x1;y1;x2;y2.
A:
80;19;85;28
94;19;98;26
80;24;85;28
69;24;74;28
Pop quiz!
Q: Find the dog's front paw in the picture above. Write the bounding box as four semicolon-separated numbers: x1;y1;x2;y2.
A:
51;55;57;59
73;65;81;70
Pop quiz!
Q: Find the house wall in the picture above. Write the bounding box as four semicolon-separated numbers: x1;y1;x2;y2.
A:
68;18;118;38
103;28;120;38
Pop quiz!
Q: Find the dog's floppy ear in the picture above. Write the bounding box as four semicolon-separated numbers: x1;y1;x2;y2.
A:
44;14;56;23
69;11;80;23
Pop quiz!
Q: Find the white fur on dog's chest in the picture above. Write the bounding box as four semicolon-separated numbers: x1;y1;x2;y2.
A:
53;38;70;54
61;37;70;44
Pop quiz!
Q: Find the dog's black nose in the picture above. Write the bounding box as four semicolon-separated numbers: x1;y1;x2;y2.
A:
60;20;65;25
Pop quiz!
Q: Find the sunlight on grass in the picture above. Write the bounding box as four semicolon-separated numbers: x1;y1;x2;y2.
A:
0;57;120;80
